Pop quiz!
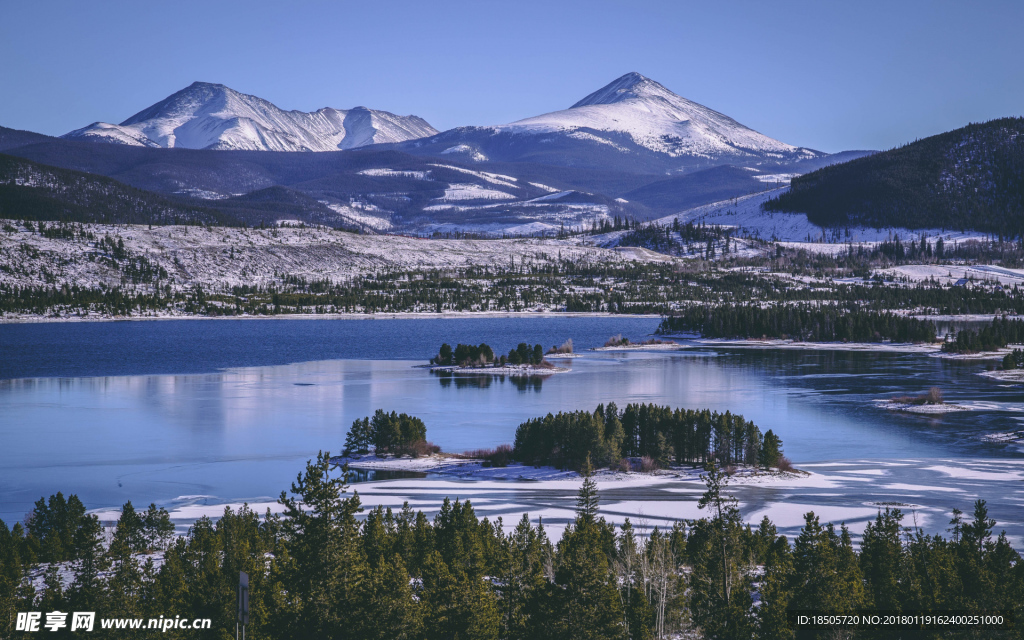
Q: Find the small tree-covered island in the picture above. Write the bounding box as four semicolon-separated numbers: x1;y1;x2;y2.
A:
427;342;568;376
336;404;790;478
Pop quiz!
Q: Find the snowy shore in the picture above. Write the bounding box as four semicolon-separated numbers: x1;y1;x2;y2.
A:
592;341;680;352
979;369;1024;383
429;363;570;376
0;310;660;324
663;337;942;354
874;400;973;414
330;452;803;483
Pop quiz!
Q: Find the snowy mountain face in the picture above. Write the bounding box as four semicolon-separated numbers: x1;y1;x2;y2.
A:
63;82;438;152
506;72;811;158
398;72;824;173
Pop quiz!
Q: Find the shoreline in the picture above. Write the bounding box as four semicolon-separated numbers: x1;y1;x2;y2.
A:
979;369;1024;383
330;452;804;482
429;363;570;376
663;337;943;353
874;399;974;414
0;310;663;325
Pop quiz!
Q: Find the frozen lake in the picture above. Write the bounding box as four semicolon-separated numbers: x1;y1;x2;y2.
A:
1;318;1022;542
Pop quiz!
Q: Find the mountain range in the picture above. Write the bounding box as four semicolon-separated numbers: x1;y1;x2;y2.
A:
1;73;876;234
63;82;438;152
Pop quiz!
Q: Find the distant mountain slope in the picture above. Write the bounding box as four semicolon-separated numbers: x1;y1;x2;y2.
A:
63;82;438;152
764;118;1024;233
396;72;826;173
622;165;776;214
0;153;227;225
0;126;53;152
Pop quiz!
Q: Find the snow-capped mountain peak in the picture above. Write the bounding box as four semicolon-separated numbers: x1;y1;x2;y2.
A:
569;72;675;107
494;72;818;160
63;82;438;152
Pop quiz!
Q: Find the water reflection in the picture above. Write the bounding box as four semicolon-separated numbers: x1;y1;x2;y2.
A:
344;468;428;483
432;370;547;392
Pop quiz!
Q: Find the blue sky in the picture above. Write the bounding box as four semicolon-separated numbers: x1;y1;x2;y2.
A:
2;0;1021;153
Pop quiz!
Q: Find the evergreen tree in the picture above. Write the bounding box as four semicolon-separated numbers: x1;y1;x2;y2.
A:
0;520;23;639
755;525;794;640
759;430;783;469
499;514;550;640
690;467;754;639
142;503;175;551
790;513;865;637
110;501;146;556
351;556;421;640
860;508;907;612
420;550;500;640
551;462;625;640
67;513;107;615
575;456;600;525
277;452;366;640
343;417;372;454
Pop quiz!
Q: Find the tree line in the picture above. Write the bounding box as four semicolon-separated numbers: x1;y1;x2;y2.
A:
2;455;1021;639
512;403;782;471
942;317;1024;353
430;342;549;368
659;305;938;343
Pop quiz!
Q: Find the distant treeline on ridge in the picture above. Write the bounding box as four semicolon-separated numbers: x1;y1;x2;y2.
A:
658;304;938;343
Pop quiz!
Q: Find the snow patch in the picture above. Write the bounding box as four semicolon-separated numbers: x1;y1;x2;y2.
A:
357;168;430;179
437;184;516;202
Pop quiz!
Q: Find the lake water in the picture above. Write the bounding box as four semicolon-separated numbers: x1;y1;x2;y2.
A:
1;318;1022;530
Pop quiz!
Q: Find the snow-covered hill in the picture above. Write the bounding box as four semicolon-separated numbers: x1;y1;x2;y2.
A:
63;82;438;152
656;188;990;248
399;73;825;172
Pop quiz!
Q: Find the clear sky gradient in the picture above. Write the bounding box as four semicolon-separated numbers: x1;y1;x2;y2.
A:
2;0;1021;153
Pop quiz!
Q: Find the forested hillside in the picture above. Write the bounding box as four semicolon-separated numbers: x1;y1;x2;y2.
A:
0;154;229;225
764;118;1024;234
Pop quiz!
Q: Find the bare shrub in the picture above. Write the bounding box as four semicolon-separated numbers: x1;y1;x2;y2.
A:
776;456;794;472
394;440;441;458
462;444;513;467
892;387;944;406
617;458;631;473
891;394;926;405
605;334;630;347
724;465;738;476
639;456;658;472
536;359;556;369
547;339;574;354
640;338;674;346
487;444;512;467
